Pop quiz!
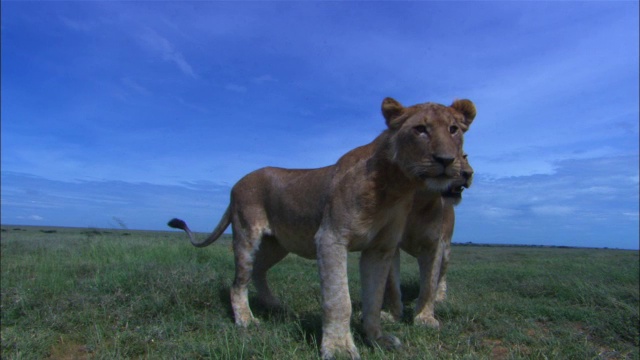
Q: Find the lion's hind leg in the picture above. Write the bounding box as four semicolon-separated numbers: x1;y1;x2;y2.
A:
230;225;266;327
252;236;289;309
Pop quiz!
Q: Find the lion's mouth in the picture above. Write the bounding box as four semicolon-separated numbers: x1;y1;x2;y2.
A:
442;179;470;198
442;185;464;198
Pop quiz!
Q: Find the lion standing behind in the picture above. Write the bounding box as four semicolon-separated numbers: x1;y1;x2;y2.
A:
384;153;474;328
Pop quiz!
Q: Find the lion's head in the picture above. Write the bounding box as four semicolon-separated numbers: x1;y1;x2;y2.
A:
381;97;475;192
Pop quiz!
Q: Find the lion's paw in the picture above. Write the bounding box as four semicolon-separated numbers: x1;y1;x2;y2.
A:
414;315;440;329
321;342;360;360
371;333;402;350
380;310;401;323
235;316;260;327
321;331;360;360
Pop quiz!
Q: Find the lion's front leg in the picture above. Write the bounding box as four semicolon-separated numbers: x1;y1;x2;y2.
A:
360;248;402;350
413;239;445;328
437;205;454;303
382;248;403;322
435;275;448;302
435;239;451;302
316;232;360;360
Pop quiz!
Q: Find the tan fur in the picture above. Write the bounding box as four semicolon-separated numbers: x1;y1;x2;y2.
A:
384;155;474;329
168;97;475;360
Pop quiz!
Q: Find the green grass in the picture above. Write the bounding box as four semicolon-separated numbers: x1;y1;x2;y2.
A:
1;226;638;359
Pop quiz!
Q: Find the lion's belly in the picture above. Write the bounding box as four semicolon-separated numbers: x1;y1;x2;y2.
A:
263;200;324;259
271;225;318;259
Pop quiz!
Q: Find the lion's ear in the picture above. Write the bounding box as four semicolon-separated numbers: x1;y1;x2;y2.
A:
451;99;476;132
382;97;405;129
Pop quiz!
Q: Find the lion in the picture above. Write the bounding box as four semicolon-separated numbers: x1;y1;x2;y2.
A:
167;97;476;360
383;153;474;329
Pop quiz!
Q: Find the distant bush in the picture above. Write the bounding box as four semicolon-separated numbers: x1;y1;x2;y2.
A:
81;229;102;236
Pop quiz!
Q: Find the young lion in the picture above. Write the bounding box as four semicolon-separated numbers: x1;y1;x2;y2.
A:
384;154;474;328
168;97;476;360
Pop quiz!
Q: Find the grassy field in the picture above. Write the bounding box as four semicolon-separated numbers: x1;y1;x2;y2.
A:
1;226;638;359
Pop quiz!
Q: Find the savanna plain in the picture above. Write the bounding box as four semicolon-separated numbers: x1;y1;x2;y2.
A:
1;226;638;359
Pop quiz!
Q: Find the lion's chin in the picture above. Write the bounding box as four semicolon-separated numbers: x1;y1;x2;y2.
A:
422;176;454;193
443;195;463;206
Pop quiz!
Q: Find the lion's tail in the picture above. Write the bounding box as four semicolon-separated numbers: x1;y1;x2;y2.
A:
167;206;231;248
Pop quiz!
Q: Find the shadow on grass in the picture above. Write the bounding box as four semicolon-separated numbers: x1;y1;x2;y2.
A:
216;286;235;322
392;282;421;323
400;282;420;304
250;298;298;323
215;285;301;325
293;311;323;356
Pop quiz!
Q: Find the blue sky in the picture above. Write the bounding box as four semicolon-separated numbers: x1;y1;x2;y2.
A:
2;1;638;249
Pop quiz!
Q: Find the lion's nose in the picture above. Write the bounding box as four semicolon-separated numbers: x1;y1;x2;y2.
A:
462;168;474;188
433;154;455;167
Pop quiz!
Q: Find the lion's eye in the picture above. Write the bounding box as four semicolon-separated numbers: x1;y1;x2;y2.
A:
462;153;468;159
449;125;459;134
414;125;428;134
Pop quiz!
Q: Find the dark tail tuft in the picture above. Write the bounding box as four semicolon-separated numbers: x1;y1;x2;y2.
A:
167;218;187;230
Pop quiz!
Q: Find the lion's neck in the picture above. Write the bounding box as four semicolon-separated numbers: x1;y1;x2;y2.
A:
414;188;444;203
412;189;445;214
365;135;422;207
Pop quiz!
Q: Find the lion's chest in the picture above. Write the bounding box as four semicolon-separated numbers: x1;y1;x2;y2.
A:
400;199;445;256
347;197;412;252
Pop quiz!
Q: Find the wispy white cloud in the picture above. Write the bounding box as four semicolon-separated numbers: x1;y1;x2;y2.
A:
12;215;44;222
225;84;247;93
623;212;639;218
26;215;43;221
177;97;209;114
530;205;575;216
137;27;196;78
121;77;151;96
59;16;99;32
252;74;277;84
478;206;524;220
